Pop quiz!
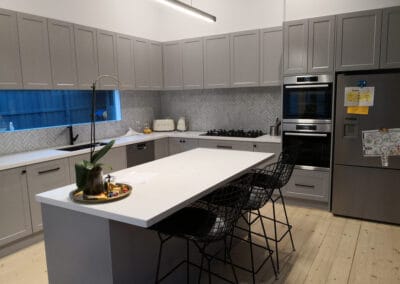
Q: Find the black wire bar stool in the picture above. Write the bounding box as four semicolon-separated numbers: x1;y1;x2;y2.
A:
151;176;252;284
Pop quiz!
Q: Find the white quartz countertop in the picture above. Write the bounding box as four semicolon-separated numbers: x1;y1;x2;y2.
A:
0;131;280;171
36;148;274;228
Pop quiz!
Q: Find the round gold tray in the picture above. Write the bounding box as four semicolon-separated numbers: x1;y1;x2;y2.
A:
70;183;132;204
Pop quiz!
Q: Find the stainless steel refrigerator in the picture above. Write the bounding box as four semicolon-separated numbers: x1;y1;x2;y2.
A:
332;71;400;224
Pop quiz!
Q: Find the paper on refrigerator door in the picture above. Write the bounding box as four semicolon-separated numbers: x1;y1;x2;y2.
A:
362;128;400;157
344;87;375;107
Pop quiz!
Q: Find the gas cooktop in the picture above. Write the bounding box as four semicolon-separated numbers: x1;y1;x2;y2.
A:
202;129;265;138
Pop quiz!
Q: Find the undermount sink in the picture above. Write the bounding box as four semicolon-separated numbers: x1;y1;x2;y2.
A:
57;142;108;152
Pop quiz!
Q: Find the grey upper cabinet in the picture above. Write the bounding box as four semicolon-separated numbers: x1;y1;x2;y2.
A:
48;19;78;89
0;167;31;247
97;30;118;90
260;27;282;86
0;9;22;89
74;25;98;89
283;19;308;75
26;158;70;233
116;34;135;90
335;9;382;71
203;34;230;88
133;37;150;90
17;13;53;89
163;41;183;90
308;16;335;74
149;41;163;90
230;30;260;87
182;37;204;89
380;6;400;69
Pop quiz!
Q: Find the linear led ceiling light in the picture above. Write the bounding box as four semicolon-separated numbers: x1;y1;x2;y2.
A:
156;0;216;23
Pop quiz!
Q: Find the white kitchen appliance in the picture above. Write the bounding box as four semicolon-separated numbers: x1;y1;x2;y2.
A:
176;117;187;131
153;119;175;132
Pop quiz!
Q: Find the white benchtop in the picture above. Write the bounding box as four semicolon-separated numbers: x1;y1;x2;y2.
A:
36;148;274;228
0;131;280;171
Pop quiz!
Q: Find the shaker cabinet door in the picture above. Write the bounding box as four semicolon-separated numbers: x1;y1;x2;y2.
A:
380;6;400;69
97;30;118;90
0;167;31;247
204;34;230;88
17;13;53;89
149;41;163;90
230;30;260;87
48;19;78;89
182;37;204;89
74;25;99;89
260;27;282;86
308;16;335;74
283;19;308;75
163;41;183;90
335;10;382;71
116;34;135;90
0;9;23;89
133;37;150;90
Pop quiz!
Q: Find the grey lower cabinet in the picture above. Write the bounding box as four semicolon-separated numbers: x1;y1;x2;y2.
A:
149;41;163;90
0;167;32;247
97;30;118;90
253;142;281;164
0;9;23;89
198;139;253;151
17;13;53;89
230;30;260;87
74;25;99;89
168;138;198;155
260;27;282;86
380;6;400;69
282;169;329;202
116;34;135;90
335;9;382;71
48;19;78;89
203;34;230;88
133;37;150;90
163;41;183;90
308;16;335;74
182;37;204;89
26;158;70;233
283;19;308;75
69;147;127;182
154;138;169;160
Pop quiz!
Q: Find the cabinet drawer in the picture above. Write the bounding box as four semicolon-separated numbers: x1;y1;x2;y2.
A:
282;169;329;202
253;142;281;163
169;138;198;155
27;158;70;232
198;139;253;151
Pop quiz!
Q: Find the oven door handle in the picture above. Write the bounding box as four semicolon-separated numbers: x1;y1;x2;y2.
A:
284;132;328;137
285;84;329;89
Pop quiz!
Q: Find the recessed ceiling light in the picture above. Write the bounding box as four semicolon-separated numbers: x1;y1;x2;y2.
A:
156;0;216;23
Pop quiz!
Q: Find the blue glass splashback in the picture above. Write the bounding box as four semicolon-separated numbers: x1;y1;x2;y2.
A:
0;90;121;132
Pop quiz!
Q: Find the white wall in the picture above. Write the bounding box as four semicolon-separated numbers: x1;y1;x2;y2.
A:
0;0;161;40
285;0;400;21
156;0;284;41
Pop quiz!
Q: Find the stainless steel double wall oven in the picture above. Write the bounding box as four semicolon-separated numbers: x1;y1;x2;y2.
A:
282;75;333;170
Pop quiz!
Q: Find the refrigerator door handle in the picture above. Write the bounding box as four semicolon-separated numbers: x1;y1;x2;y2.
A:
284;132;328;137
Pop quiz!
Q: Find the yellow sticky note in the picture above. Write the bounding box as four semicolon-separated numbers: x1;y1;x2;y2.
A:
347;106;369;115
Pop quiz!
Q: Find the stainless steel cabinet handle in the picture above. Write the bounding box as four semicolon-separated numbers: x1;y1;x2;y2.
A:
217;145;233;149
38;167;60;175
284;132;328;137
295;183;315;188
285;84;329;89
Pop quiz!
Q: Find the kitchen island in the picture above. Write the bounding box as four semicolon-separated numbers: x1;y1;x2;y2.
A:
36;148;274;283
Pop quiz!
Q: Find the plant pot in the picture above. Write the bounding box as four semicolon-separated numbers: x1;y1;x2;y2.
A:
84;166;104;196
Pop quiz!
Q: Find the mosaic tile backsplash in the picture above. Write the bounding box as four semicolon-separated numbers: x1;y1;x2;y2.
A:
0;87;281;155
160;87;282;132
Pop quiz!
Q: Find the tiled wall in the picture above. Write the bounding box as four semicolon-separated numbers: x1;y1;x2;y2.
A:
0;91;161;156
160;87;282;132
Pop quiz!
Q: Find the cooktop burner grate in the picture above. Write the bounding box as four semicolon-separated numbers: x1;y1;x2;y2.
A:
202;129;265;138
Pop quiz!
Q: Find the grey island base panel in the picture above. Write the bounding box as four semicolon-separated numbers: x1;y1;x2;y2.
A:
42;204;230;284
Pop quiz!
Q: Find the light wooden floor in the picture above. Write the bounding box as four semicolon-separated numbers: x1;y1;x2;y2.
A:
0;203;399;284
